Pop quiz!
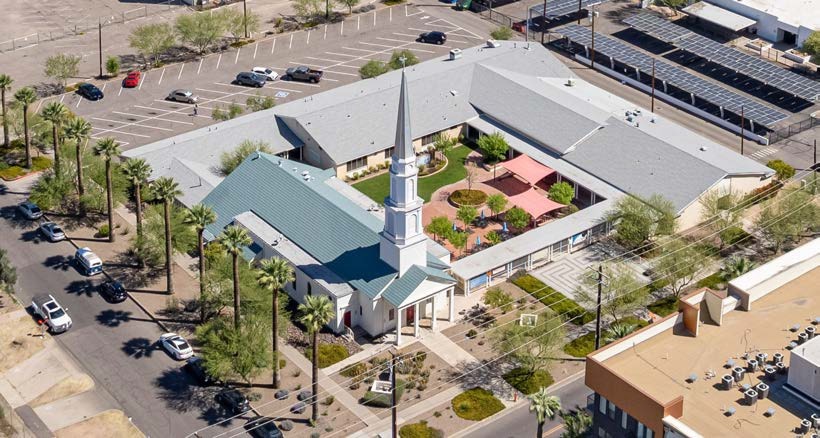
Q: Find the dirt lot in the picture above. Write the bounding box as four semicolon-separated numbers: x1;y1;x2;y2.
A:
0;313;48;373
55;409;143;438
29;375;95;408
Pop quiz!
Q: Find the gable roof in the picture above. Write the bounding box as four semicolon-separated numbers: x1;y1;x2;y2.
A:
381;265;454;308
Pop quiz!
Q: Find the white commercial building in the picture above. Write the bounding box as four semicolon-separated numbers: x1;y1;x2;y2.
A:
700;0;820;47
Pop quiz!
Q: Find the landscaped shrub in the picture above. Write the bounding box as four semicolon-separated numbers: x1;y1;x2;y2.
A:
451;388;504;421
563;316;648;357
97;224;111;238
466;329;478;339
647;296;679;316
512;275;592;325
31;157;53;171
502;367;554;395
361;379;405;408
0;166;26;180
450;189;488;206
696;272;724;290
741;180;782;207
489;26;513;40
305;343;350;368
340;362;367;378
399;421;444;438
719;226;750;246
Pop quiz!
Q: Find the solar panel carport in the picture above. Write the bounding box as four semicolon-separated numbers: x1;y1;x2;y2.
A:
530;0;606;18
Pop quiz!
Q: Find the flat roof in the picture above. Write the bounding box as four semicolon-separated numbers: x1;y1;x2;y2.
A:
683;2;757;31
714;0;820;29
603;267;820;437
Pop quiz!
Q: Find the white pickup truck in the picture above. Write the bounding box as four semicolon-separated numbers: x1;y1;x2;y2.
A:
31;294;73;333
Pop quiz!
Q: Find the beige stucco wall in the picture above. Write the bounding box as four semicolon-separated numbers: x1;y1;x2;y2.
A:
677;175;769;230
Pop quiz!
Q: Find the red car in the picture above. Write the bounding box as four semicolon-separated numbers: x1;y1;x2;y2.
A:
124;71;141;88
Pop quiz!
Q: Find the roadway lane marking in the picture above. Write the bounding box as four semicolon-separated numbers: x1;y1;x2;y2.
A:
177;63;184;80
289;33;293;49
91;116;174;132
138;72;147;90
197;58;204;75
234;47;240;64
253;42;258;59
157;68;165;85
89;126;151;138
112;111;195;125
271;38;276;54
216;53;222;70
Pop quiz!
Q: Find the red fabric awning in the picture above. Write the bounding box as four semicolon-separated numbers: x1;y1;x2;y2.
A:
502;154;555;185
508;189;565;219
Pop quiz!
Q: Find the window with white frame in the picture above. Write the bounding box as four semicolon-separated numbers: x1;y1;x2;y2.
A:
346;156;368;172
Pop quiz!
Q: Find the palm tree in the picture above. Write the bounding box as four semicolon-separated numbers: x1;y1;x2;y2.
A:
257;258;294;389
0;74;13;149
40;102;70;175
185;204;217;323
220;225;251;329
93;138;121;242
121;158;152;239
559;407;592;438
63;117;92;216
719;256;755;282
529;389;561;438
13;87;38;169
298;294;335;423
151;177;182;294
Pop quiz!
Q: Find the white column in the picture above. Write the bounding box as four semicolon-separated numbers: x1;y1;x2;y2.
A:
449;288;455;322
413;302;420;337
396;307;402;346
431;295;438;332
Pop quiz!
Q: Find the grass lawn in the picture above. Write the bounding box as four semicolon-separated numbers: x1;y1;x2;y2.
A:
353;145;472;203
511;275;593;325
451;388;504;421
502;367;554;395
563;316;649;358
647;296;679;316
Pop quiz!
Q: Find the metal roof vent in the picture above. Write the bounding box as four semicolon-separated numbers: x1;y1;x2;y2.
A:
700;146;708;152
450;90;458;96
301;170;309;176
566;78;575;87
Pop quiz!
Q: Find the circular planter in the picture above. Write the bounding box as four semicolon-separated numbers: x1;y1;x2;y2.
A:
448;189;488;207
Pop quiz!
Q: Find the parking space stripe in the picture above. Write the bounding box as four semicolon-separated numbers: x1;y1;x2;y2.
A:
357;15;360;31
178;63;185;80
92;116;175;132
304;56;351;64
373;9;377;26
197;58;203;75
76;98;81;108
158;68;165;85
306;30;311;45
343;46;377;53
35;99;44;113
101;83;107;93
253;42;258;59
394;32;468;44
324;25;327;39
216;53;222;70
234;48;240;64
90;126;151;138
325;52;360;58
59;95;65;103
287;62;358;76
376;37;442;50
390;7;392;22
271;38;276;54
112;111;195;125
139;72;147;90
341;21;344;35
289;33;294;49
437;17;483;39
118;85;124;96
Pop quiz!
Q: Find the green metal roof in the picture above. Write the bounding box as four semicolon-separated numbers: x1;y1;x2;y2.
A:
381;265;454;308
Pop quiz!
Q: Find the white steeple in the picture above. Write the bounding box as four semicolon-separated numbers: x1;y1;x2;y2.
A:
380;69;427;276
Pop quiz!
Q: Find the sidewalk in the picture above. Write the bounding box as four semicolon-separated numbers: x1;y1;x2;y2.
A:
419;330;477;368
323;342;393;376
349;386;463;438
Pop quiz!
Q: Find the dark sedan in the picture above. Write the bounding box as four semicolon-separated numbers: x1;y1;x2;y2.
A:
419;31;447;45
184;357;217;386
77;83;104;100
99;280;127;303
245;417;283;438
216;388;251;414
235;72;266;88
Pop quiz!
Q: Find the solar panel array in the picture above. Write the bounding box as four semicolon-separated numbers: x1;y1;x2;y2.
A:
624;13;820;101
559;25;788;127
531;0;605;18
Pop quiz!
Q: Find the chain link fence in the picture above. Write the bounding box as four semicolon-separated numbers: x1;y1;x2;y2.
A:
768;115;818;145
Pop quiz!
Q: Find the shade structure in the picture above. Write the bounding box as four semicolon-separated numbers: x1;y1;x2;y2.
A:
502;154;556;186
509;188;565;219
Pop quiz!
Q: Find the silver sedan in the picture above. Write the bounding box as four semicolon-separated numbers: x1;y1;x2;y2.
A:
39;222;65;242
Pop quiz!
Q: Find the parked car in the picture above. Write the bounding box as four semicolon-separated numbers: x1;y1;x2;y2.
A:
18;201;43;220
245;417;283;438
39;222;65;242
252;67;278;81
235;72;267;87
166;89;198;103
216;388;251;414
419;31;447;45
99;280;127;303
123;71;141;88
74;247;103;276
184;357;216;386
31;294;73;333
77;83;104;100
160;333;194;360
284;66;323;83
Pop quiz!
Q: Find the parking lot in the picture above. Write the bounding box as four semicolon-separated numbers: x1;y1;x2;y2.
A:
31;4;489;150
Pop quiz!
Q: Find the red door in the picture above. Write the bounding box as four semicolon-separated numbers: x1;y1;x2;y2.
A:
406;307;414;325
343;311;352;328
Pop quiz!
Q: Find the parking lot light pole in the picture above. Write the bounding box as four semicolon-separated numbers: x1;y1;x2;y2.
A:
650;59;656;112
590;6;596;69
243;0;249;38
740;105;745;155
99;20;103;79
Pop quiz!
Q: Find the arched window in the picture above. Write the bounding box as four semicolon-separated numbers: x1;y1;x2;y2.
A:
411;213;419;233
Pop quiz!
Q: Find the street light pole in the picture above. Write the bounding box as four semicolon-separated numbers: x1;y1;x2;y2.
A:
590;6;595;69
243;0;249;38
540;0;547;44
391;352;398;438
98;20;103;78
740;105;745;156
577;0;582;24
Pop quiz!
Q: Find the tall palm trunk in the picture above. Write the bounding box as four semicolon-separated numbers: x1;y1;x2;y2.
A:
311;330;319;422
134;182;144;237
51;123;61;175
272;288;280;388
105;160;114;242
198;228;206;323
1;90;8;148
164;200;173;294
536;421;543;438
232;253;240;329
76;139;86;217
23;106;31;169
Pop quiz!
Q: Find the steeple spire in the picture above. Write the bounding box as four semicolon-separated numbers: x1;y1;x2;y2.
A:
393;69;414;161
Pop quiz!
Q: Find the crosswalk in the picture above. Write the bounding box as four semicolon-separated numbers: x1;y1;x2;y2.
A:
749;146;778;160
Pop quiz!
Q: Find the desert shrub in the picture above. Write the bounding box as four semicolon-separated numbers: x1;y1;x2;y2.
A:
97;224;111;237
340;362;367;378
399;421;444;438
719;226;750;246
490;26;513;40
451;388;504;421
305;343;349;368
647;295;679;316
502;367;554;395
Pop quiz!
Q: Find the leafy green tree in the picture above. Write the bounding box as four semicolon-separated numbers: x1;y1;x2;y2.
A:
504;206;530;230
13;87;38;169
575;263;647;323
719;256;755;282
483;287;514;313
485;230;502;246
220;225;252;329
339;0;360;14
492;311;565;374
152;177;183;294
0;74;13;149
433;132;456;163
93;138;121;242
246;94;275;112
63;117;92;215
257;258;294;388
359;60;390;79
699;188;746;248
298;295;335;422
185;204;217;322
477;133;509;178
389;50;419;69
175;12;226;55
606;194;676;250
652;238;708;297
766;159;795;181
221;8;260;41
29;170;73;211
529;390;561;438
425;216;451;241
0;247;17;291
803;31;820;61
293;0;324;22
559;407;592;438
197;315;271;385
40;102;70;175
456;205;478;231
548;182;573;205
122;158;152;240
754;187;819;253
449;231;468;256
105;56;120;77
129;23;176;65
220;139;273;175
44;54;80;87
490;26;513;40
486;193;507;220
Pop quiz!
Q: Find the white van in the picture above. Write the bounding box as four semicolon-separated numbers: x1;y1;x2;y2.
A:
75;247;103;276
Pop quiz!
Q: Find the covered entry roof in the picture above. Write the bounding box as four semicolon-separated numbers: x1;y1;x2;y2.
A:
502;154;556;185
682;2;757;31
508;189;566;219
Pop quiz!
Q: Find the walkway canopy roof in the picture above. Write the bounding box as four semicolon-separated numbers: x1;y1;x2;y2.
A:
502;154;556;185
508;189;566;219
682;2;756;31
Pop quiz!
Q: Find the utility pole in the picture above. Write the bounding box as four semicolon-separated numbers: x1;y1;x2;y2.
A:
590;6;596;69
391;352;398;438
98;20;103;78
577;0;582;24
594;264;603;350
814;139;816;166
650;58;656;113
540;0;547;44
740;105;745;156
243;0;249;38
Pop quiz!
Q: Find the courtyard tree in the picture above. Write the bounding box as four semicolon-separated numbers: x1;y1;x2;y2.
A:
433;132;456;163
548;181;574;205
652;238;708;297
754;187;819;253
220;139;273;175
605;194;676;250
63;117;92;216
493;311;565;374
486;193;507;219
389;50;419;69
449;231;468;256
298;294;335;422
530;390;561;438
490;26;513;40
504;206;530;231
482;287;514;313
359;60;390;79
766;159;795;181
575;262;647;323
257;257;294;389
699;188;746;248
13;87;38;169
477;132;509;179
185;204;217;322
40;102;70;175
44;54;81;87
175;12;226;55
804;31;820;61
152;177;182;294
122;158;152;240
129;23;176;65
0;247;17;291
456;205;478;232
465;163;477;191
197;315;271;385
425;216;451;242
93;138;121;243
220;225;252;329
0;74;13;148
221;8;260;41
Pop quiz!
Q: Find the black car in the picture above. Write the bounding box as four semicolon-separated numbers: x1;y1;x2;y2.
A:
419;31;447;45
235;72;266;88
217;388;251;414
184;357;216;386
99;280;127;303
245;417;283;438
77;83;104;100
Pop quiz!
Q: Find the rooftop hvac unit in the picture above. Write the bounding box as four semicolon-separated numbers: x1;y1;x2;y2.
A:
486;39;501;48
756;353;768;364
721;374;734;390
811;413;820;429
776;362;787;374
744;389;758;406
798;419;811;434
566;78;576;87
449;49;463;60
773;352;784;364
755;382;769;399
806;325;816;339
747;358;758;372
798;332;809;343
732;366;745;382
764;365;777;381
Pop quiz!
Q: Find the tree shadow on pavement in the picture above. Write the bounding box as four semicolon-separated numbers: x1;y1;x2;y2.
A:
448;359;517;400
65;280;98;298
122;337;159;359
104;253;163;289
153;368;231;425
44;254;73;272
20;229;46;244
97;309;133;327
0;206;34;229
